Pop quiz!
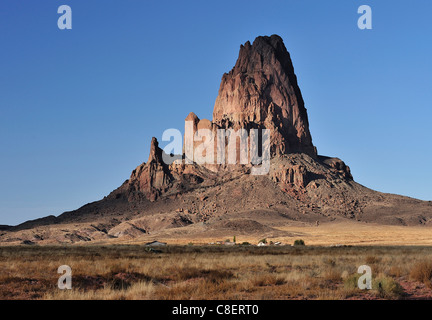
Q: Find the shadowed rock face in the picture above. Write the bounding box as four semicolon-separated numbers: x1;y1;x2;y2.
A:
213;35;317;158
110;137;174;202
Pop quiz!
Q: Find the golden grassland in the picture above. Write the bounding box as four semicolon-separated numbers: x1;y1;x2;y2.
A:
1;244;432;300
274;222;432;246
105;221;432;246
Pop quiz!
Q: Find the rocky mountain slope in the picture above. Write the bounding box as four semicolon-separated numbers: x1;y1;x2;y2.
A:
1;35;431;245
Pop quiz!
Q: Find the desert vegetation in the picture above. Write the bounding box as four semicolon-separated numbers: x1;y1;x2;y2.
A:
0;245;432;300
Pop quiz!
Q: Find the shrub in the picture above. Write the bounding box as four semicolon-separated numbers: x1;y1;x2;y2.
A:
323;258;336;267
294;239;305;246
410;261;432;288
173;267;234;283
343;273;361;290
241;242;250;246
252;274;286;287
365;256;381;264
372;275;404;299
259;238;267;244
344;273;404;299
388;266;403;278
323;269;342;282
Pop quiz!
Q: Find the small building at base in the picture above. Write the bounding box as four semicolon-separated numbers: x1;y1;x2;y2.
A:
145;241;167;247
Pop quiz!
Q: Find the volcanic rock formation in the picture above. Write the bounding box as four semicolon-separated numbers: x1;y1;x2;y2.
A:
213;35;317;158
110;137;174;202
112;35;322;201
1;34;432;244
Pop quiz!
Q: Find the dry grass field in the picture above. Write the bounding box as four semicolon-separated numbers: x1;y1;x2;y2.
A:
103;221;432;247
274;221;432;246
1;244;432;300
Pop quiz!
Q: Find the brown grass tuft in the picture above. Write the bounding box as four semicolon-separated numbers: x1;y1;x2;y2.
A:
410;261;432;288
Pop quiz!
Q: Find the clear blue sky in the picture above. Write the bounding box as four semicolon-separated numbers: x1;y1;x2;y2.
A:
0;0;431;226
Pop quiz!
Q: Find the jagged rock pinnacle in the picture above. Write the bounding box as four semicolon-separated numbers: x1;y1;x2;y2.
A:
212;34;317;157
